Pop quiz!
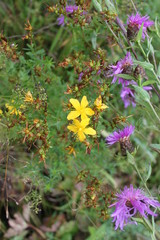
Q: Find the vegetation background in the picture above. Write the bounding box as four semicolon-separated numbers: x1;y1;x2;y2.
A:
0;0;160;239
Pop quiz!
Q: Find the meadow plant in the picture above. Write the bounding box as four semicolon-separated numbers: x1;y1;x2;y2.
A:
0;0;160;239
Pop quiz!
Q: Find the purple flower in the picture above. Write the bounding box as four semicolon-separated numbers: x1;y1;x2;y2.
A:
66;5;78;13
109;52;134;86
121;87;136;108
106;125;135;145
57;14;65;26
121;86;152;108
78;72;84;81
127;13;154;40
110;185;160;230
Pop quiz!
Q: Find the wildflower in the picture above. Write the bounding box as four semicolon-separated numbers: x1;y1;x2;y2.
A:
106;125;135;145
106;125;135;155
57;14;65;26
127;13;154;40
109;52;135;86
6;100;22;116
67;118;96;142
78;72;84;81
94;96;108;111
110;185;160;230
67;96;94;120
24;91;34;103
120;87;136;108
121;86;152;108
66;5;78;13
0;109;2;115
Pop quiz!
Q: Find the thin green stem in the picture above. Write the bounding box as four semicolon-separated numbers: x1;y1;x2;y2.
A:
148;101;160;123
133;163;151;196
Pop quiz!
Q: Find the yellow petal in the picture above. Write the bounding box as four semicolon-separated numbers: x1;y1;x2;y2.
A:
73;119;81;128
100;104;108;110
81;112;89;120
67;111;80;120
81;96;88;108
70;99;80;110
67;125;78;133
78;132;86;142
85;107;94;116
94;96;102;106
83;127;96;135
81;118;90;128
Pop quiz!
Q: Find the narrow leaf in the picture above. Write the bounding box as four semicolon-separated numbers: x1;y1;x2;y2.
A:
136;23;144;42
142;80;156;86
133;60;154;71
116;74;135;80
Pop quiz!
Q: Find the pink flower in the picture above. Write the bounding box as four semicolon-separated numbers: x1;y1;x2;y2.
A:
110;185;160;230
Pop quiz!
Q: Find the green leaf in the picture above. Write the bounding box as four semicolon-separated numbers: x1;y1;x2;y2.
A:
91;31;97;50
133;60;154;71
136;23;144;42
144;163;152;182
133;85;150;102
142;80;156;86
155;17;160;38
116;74;135;80
150;144;160;150
104;0;116;13
87;223;107;240
92;0;102;12
127;151;135;165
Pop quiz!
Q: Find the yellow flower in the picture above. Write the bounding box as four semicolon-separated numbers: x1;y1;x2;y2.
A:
94;95;108;111
5;100;23;116
67;118;96;142
24;91;34;103
0;109;2;115
67;96;94;120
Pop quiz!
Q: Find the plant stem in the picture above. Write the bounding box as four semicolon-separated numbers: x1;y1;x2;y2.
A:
133;163;151;196
148;101;160;123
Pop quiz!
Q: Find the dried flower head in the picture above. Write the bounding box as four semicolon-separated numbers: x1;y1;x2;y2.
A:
110;185;160;230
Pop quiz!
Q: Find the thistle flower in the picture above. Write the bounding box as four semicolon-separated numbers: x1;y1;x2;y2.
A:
109;52;134;87
94;95;108;111
110;185;160;230
127;13;154;40
106;125;135;155
67;118;96;142
120;87;136;108
121;86;152;108
57;14;65;26
67;96;94;120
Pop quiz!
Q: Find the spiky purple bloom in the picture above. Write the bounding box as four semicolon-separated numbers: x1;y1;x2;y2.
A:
110;185;160;230
127;13;154;40
121;86;152;108
66;5;78;13
109;52;134;87
106;125;135;145
57;14;65;26
121;87;136;108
